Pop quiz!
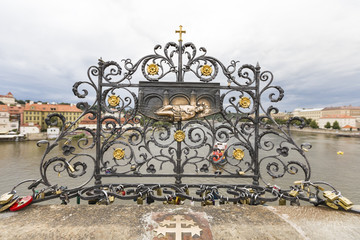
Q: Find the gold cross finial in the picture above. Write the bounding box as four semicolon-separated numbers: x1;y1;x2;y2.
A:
175;25;186;41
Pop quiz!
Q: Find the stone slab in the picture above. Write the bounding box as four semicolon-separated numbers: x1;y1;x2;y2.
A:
0;205;360;239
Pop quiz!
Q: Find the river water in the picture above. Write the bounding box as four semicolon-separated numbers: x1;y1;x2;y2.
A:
0;131;359;205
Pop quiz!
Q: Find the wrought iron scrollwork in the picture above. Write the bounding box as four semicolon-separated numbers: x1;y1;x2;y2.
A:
4;36;355;213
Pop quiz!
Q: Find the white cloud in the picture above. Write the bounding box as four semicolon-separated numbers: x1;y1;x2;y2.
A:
0;0;359;111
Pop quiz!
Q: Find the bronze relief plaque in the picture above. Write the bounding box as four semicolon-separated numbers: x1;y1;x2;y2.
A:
138;81;221;122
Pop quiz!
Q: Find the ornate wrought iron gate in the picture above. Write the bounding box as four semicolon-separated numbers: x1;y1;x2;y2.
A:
7;27;354;210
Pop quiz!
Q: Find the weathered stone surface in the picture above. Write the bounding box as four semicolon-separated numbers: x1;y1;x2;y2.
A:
0;205;359;239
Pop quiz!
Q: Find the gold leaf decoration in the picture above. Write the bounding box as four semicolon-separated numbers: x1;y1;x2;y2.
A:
239;97;251;108
113;148;125;160
108;95;120;107
233;148;244;161
174;130;185;142
147;63;159;75
200;65;212;76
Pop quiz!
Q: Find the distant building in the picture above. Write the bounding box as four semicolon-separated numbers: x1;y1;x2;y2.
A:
292;108;324;122
318;115;358;130
0;92;16;105
320;106;360;130
79;113;140;130
23;102;82;131
0;105;10;134
321;106;360;118
47;127;60;139
20;123;41;135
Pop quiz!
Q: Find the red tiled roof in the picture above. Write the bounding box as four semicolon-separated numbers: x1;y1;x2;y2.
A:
0;105;9;112
320;115;355;119
343;125;357;129
24;103;82;112
0;92;14;98
323;106;360;110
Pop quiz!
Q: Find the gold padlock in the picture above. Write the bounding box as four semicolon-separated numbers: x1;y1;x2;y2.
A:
289;190;299;197
137;197;143;205
0;192;14;205
56;189;62;195
325;199;339;210
323;191;338;202
338;196;353;207
156;188;162;196
279;198;286;206
337;200;352;211
108;195;115;203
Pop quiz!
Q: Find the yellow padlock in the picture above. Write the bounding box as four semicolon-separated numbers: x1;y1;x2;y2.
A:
325;199;339;210
279;198;286;206
323;191;338;202
289;189;299;197
338;196;353;207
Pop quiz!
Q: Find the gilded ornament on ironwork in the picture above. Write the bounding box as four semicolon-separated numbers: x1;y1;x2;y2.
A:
239;97;251;108
233;148;244;160
147;63;159;75
108;95;120;107
113;148;125;160
200;65;212;76
174;130;185;142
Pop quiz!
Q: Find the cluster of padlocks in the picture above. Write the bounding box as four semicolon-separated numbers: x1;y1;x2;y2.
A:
2;179;356;213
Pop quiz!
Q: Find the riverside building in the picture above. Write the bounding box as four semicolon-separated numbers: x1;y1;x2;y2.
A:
23;102;82;131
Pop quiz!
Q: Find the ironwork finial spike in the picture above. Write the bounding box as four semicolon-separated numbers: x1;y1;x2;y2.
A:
256;62;260;68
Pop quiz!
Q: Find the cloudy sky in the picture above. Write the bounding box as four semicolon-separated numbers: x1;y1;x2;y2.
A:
0;0;359;112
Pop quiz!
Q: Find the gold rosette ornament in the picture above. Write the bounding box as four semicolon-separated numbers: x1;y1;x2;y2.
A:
113;148;125;160
147;63;159;76
233;149;244;161
108;95;120;107
200;65;212;76
174;130;185;142
239;97;251;108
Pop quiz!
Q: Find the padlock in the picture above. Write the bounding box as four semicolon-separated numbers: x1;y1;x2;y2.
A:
323;191;338;202
37;191;45;199
0;192;14;205
146;196;154;205
289;189;299;197
293;181;302;185
325;199;338;210
56;189;62;195
109;195;115;203
337;200;352;211
279;198;286;206
156;188;162;196
185;188;190;195
68;164;75;173
338;196;353;207
121;190;126;196
309;196;318;204
58;172;61;177
190;200;195;206
137;197;143;205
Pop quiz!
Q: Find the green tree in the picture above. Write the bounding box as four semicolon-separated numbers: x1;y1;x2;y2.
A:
15;99;25;104
309;120;319;129
324;122;331;129
0;101;4;105
332;121;341;130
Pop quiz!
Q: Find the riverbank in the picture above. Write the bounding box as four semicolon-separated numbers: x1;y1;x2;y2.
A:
1;205;360;239
290;127;360;138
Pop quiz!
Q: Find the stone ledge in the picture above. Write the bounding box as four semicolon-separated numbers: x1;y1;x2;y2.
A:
1;205;360;240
